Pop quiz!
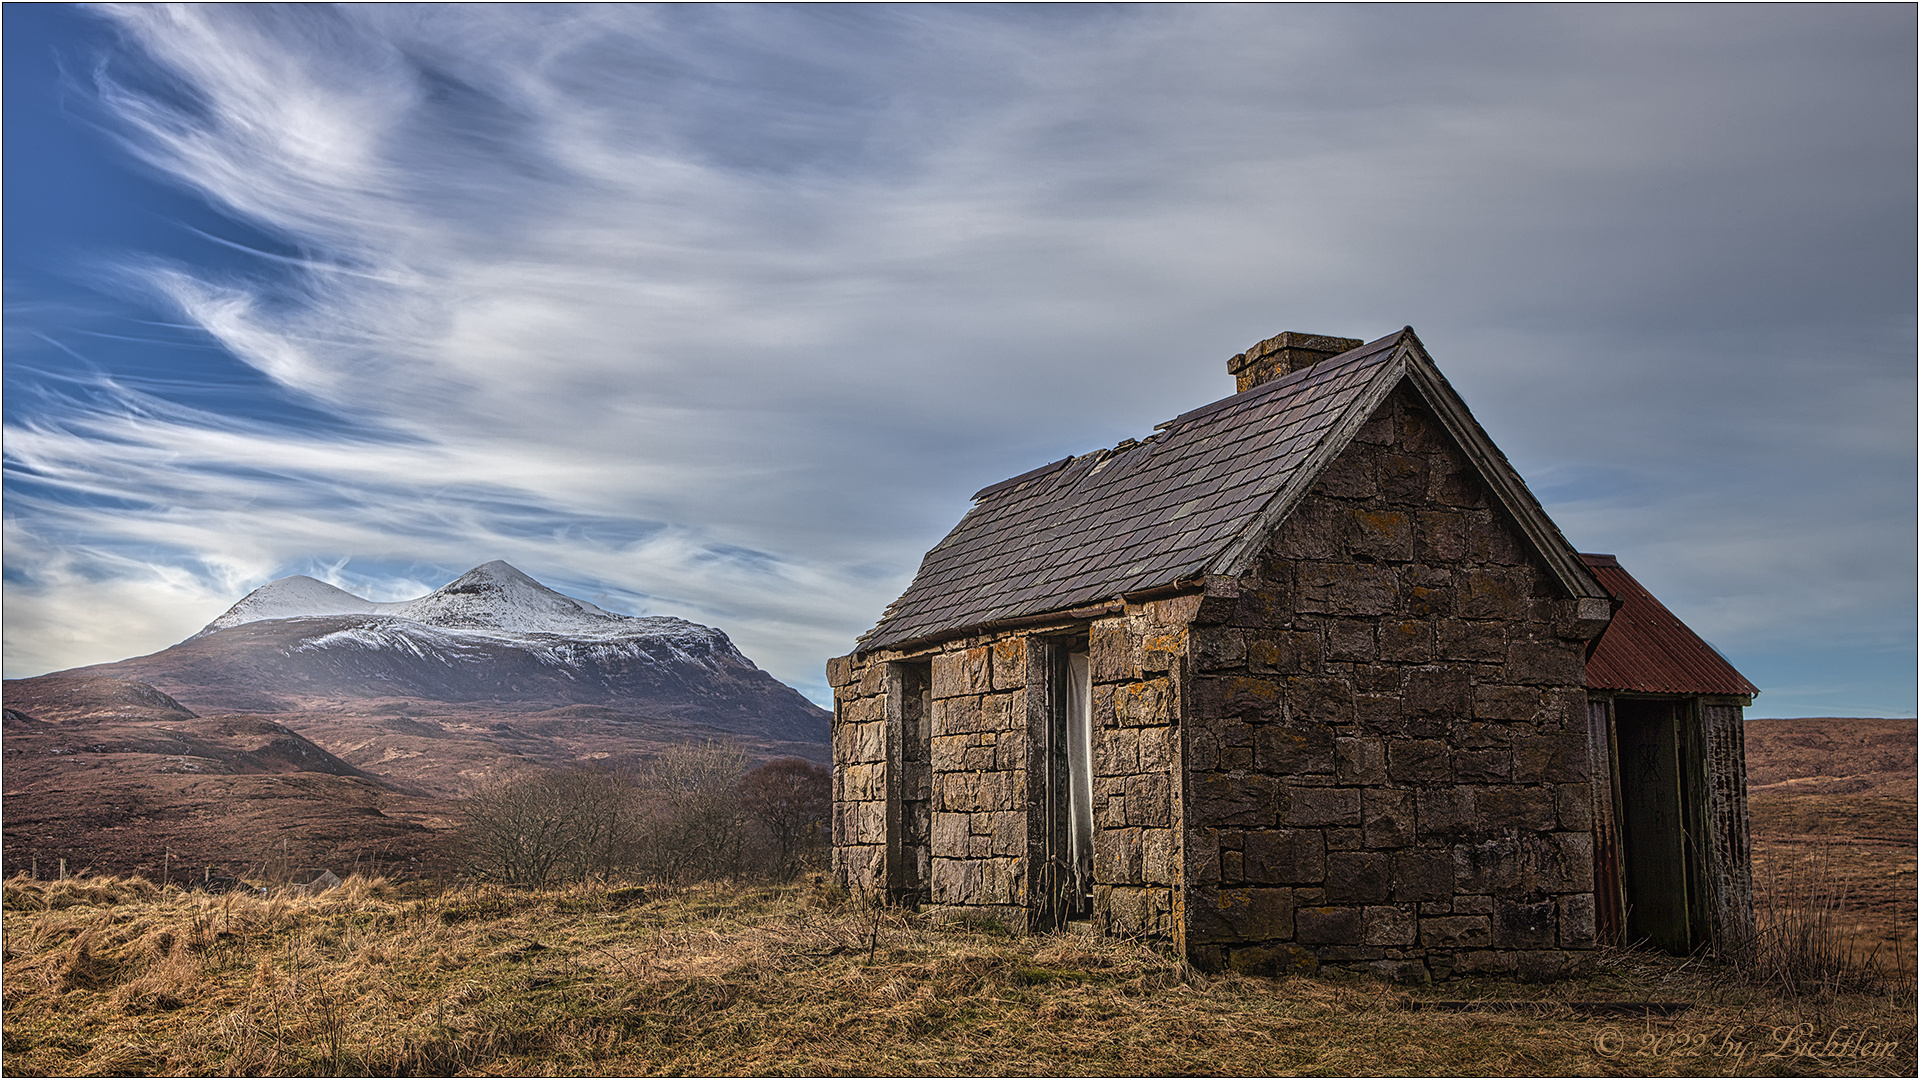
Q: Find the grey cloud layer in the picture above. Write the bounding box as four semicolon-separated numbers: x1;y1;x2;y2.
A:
5;5;1913;712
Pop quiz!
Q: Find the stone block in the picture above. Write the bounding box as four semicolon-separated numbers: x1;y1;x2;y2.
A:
1451;949;1518;975
1548;831;1596;892
1378;620;1432;662
1354;693;1403;732
1092;682;1117;729
1115;677;1173;726
1284;785;1360;828
1125;773;1173;828
1473;683;1540;722
826;655;857;688
931;811;969;858
990;638;1026;689
977;811;1026;857
1386;738;1450;785
1350;509;1413;562
1286;675;1356;725
1327;619;1377;662
1195;628;1246;672
1140;627;1186;674
1364;905;1419;946
1560;893;1597;948
1246;632;1322;675
1226;944;1321;976
1316;446;1378;499
1553;784;1594;831
1325;827;1363;850
1325;852;1391;902
1336;737;1387;784
1431;462;1490;509
1493;899;1558;948
1420;915;1492;949
1295;905;1364;945
858;661;890;697
1381;452;1430;504
1512;735;1590;783
1515;951;1574;983
1255;721;1337;774
932;648;993;699
1413;508;1466;562
840;760;885;803
1272;498;1350;561
932;694;983;736
1243;828;1326;884
1191;773;1281;828
1231;587;1292;629
1437;619;1507;663
1142;829;1177;885
1416;788;1474;835
1096;825;1144;884
1186;729;1219;772
1137;725;1177;773
980;691;1016;734
1198;675;1282;721
1093;727;1138;777
1452;748;1511;783
1355;409;1397;446
1363;788;1416;848
1404;667;1472;717
1452;838;1524;894
1186;830;1222;886
1193;887;1297;943
1504;638;1585;687
1457;568;1528;620
1472;786;1557;832
934;770;1014;814
1392;849;1454;902
1090;618;1135;682
1299;562;1399;616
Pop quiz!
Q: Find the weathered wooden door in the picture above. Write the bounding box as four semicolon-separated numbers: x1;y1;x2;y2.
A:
1614;697;1707;954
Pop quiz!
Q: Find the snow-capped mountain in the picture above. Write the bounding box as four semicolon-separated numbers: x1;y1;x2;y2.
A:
60;562;828;745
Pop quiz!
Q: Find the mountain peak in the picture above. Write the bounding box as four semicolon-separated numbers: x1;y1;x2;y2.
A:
403;562;622;632
203;574;377;632
199;562;637;637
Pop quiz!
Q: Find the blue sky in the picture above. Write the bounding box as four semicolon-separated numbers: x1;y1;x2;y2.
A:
4;4;1914;717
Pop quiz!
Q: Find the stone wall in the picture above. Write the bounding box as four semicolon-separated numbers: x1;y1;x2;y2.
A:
1087;602;1188;938
1181;384;1608;981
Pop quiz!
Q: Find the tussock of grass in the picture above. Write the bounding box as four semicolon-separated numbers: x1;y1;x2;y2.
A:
3;873;1913;1076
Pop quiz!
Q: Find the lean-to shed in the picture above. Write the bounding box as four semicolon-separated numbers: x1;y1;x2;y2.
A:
828;328;1758;980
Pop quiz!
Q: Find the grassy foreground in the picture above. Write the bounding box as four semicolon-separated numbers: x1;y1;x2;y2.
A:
1;875;1912;1077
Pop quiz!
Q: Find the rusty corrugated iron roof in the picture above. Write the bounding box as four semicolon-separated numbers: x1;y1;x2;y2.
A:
1581;553;1758;698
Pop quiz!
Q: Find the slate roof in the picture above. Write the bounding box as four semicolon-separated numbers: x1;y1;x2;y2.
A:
1581;553;1758;699
858;327;1607;652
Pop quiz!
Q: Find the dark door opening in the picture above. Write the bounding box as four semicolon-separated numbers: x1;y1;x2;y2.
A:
1613;697;1708;954
1039;645;1093;927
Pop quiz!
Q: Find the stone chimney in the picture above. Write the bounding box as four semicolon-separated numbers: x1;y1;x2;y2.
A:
1227;331;1364;393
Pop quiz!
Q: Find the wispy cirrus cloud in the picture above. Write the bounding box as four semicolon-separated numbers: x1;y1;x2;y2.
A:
5;4;1912;712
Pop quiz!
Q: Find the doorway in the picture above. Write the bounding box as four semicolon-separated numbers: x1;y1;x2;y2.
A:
1613;697;1709;954
1039;645;1093;927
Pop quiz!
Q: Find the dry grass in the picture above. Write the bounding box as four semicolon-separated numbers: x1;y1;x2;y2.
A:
2;874;1913;1077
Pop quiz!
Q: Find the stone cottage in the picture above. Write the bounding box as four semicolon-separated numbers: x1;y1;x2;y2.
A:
828;328;1757;980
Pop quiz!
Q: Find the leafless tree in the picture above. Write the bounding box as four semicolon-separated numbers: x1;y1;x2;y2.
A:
737;758;831;879
456;765;637;885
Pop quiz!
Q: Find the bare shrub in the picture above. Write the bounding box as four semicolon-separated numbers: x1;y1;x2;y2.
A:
455;765;640;886
1752;845;1901;996
627;741;752;885
737;758;831;879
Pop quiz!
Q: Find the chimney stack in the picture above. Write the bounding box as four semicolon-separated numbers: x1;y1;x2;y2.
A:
1227;331;1363;393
